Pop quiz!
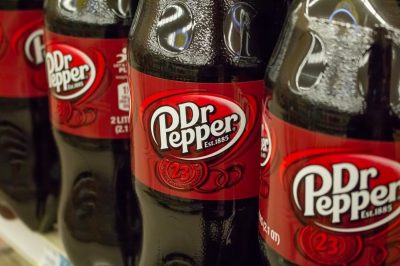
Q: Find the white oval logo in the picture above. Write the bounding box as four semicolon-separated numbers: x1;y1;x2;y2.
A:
46;44;96;101
148;94;248;161
291;153;400;233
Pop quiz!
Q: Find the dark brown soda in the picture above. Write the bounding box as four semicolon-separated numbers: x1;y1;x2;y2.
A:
262;0;400;265
0;0;60;232
129;0;288;265
44;0;140;265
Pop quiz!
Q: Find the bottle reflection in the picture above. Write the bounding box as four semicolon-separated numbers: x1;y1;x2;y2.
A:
223;3;257;58
157;3;194;53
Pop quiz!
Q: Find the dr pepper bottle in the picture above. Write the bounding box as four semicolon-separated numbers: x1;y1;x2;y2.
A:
129;0;288;265
44;0;140;265
0;0;60;232
260;0;400;265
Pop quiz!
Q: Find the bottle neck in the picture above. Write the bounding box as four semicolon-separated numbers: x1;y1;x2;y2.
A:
45;0;135;38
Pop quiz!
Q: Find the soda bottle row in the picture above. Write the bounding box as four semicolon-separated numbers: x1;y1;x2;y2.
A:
1;0;400;266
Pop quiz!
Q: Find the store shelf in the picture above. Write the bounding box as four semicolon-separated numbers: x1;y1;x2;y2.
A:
0;246;31;266
0;216;71;266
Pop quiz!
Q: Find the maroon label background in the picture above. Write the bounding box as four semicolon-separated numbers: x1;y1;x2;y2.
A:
45;31;130;139
129;68;264;200
259;113;400;266
0;10;47;97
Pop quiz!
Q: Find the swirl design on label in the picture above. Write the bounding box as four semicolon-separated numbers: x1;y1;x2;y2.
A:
130;69;264;200
259;113;400;266
45;31;130;139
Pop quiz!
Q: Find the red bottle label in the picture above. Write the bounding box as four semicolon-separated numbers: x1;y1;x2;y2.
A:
0;10;47;97
129;69;264;200
259;112;400;266
45;31;130;139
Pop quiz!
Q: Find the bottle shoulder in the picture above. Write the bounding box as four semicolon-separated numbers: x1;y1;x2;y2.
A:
128;0;286;82
266;0;400;140
44;0;133;38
